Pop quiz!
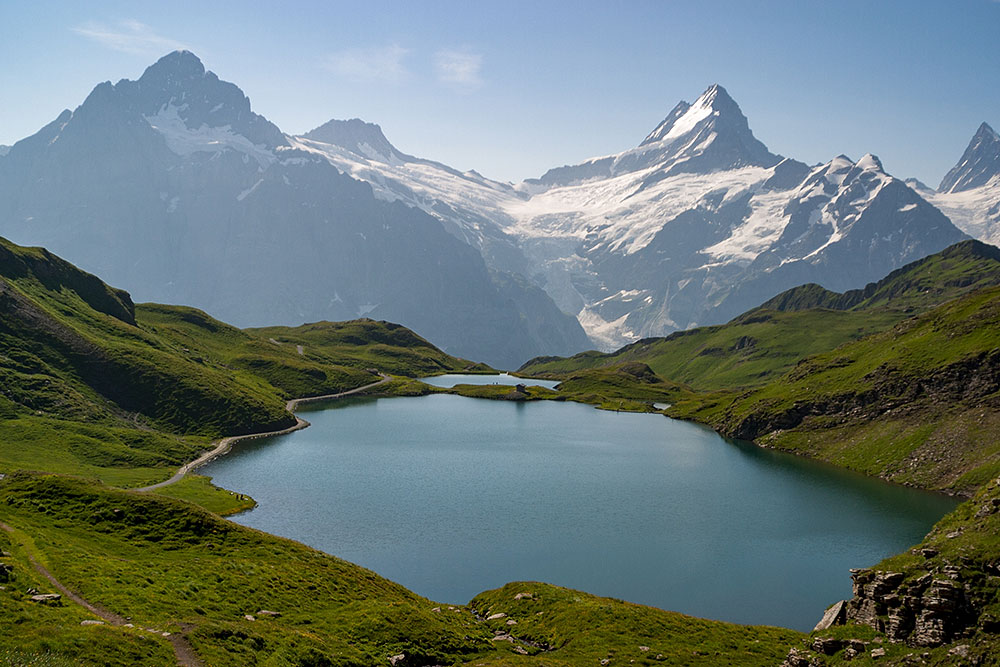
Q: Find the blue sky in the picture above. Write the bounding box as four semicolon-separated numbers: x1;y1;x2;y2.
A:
2;0;998;185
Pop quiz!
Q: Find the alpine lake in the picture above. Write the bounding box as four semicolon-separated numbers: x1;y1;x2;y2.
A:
202;374;958;631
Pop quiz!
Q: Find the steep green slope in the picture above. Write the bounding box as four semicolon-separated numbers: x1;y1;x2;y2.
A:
673;286;1000;495
0;236;481;488
753;239;1000;313
0;237;294;437
521;240;1000;391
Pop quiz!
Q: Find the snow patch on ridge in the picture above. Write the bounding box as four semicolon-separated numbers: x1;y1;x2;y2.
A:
702;188;791;263
145;103;276;167
505;166;771;256
913;175;1000;246
577;307;637;351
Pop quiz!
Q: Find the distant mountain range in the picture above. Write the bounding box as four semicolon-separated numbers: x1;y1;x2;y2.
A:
0;51;997;360
0;52;588;369
297;82;995;349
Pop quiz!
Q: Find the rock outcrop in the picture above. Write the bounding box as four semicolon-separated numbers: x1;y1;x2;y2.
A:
844;569;973;646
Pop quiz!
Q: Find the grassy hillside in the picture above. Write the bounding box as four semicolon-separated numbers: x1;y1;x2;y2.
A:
0;236;482;489
0;237;295;438
249;319;491;377
672;285;1000;495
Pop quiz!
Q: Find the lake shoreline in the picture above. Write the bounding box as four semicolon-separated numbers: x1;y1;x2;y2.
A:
202;383;958;631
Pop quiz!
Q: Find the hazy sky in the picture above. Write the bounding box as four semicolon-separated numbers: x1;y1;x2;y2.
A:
2;1;998;185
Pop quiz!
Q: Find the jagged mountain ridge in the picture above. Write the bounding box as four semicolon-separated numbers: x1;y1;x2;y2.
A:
911;122;1000;246
500;88;967;348
527;84;783;190
295;84;970;350
939;122;1000;193
0;51;589;369
0;53;985;356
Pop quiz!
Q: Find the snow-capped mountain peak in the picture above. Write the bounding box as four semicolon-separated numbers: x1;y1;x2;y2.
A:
939;122;1000;193
302;118;411;164
640;83;737;146
527;84;780;190
137;49;206;87
131;51;286;151
918;122;1000;246
855;153;885;173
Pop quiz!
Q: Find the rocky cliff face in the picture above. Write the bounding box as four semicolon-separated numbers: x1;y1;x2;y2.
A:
844;568;974;646
723;347;1000;443
781;478;1000;666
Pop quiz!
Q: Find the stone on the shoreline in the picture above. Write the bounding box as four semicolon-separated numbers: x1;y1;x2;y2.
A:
81;620;104;626
487;612;506;620
389;653;406;666
813;600;847;631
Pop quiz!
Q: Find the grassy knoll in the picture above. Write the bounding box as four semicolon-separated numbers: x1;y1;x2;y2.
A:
468;582;801;666
0;472;494;666
249;319;492;378
146;474;256;516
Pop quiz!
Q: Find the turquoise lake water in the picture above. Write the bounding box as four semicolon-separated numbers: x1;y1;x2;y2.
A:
202;386;957;631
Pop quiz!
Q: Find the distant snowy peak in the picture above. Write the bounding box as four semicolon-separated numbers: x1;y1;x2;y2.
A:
134;50;286;150
529;84;780;190
640;83;735;145
23;50;289;168
302;118;413;165
915;124;1000;246
939;122;1000;193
